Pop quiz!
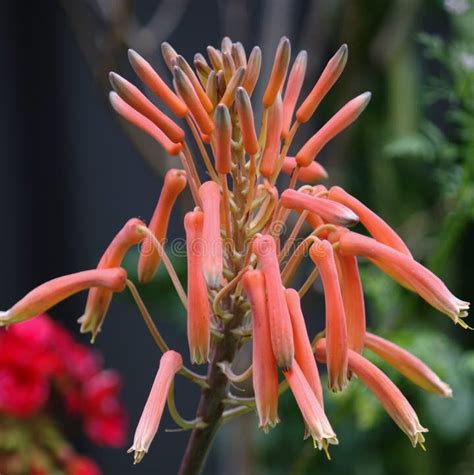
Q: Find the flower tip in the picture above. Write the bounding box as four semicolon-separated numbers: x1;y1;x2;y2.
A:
127;447;146;464
0;310;9;326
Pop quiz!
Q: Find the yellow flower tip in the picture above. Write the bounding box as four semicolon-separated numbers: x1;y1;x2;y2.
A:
410;426;429;449
127;447;146;465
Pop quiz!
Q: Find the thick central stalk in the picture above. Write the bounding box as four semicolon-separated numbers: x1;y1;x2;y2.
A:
178;303;245;475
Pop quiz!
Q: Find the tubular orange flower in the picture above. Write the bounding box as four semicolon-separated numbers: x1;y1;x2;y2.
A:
309;240;348;391
262;37;291;108
0;268;127;326
242;46;262;96
161;42;179;71
281;157;328;183
252;235;294;370
127;49;187;118
194;54;211;86
242;270;279;431
315;340;428;448
283;360;338;455
109;72;185;144
281;189;358;226
338;231;470;327
328;186;412;256
79;218;146;339
176;55;214;113
128;350;183;464
138;169;187;284
285;288;323;406
213;105;232;174
296;92;371;167
282;50;307;135
206;71;218;108
207;45;224;70
232;42;246;68
220;66;246;107
365;332;452;397
109;92;183;156
222;52;236;82
184;210;210;363
296;44;348;123
173;66;214;135
198;181;224;289
260;93;283;178
235;87;259;156
335;252;366;354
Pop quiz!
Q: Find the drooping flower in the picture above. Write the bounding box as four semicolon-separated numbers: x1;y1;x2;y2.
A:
128;350;183;464
365;332;452;397
281;157;328;183
315;339;428;448
309;239;348;391
0;268;127;326
199;181;224;289
138;169;187;284
285;288;323;406
283;360;338;456
184;210;210;363
334;251;366;354
79;218;145;339
337;231;470;327
328;185;411;256
242;270;279;431
252;235;294;370
281;188;358;227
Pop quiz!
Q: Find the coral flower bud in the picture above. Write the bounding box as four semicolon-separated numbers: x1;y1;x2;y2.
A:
109;92;182;156
138;169;187;284
198;181;224;289
109;72;185;143
296;44;348;123
79;218;146;339
127;49;187;118
281;189;359;226
282;50;308;135
0;268;127;326
261;103;284;174
335;252;366;354
242;46;262;96
242;270;279;431
315;340;428;448
296;92;372;167
176;55;214;113
338;231;470;327
328;186;412;256
235;87;259;155
232;42;247;68
206;71;218;108
223;52;236;82
365;332;452;397
262;37;291;108
128;350;183;463
283;360;338;455
207;45;224;71
213;105;232;174
285;288;323;406
260;93;283;178
184;211;210;363
194;54;211;87
309;240;348;391
220;66;246;107
160;42;179;71
173;67;214;135
281;157;328;183
221;36;233;54
252;235;294;370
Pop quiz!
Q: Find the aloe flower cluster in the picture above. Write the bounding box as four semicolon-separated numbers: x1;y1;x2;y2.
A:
0;36;470;474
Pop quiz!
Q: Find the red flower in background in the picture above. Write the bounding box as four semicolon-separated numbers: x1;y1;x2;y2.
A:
65;456;101;475
0;314;127;446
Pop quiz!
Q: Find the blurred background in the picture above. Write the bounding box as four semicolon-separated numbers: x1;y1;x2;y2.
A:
1;0;474;473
